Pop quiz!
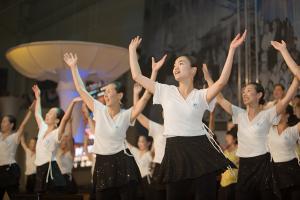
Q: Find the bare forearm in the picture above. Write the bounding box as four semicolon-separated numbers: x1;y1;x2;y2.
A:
277;77;299;114
217;93;233;115
70;66;93;110
217;48;235;86
280;49;300;79
141;70;158;100
129;49;142;80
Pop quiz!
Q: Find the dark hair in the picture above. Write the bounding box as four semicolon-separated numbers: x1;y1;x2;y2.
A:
248;82;265;105
182;55;202;88
274;83;285;91
112;81;126;105
285;105;300;126
3;115;17;131
226;125;238;144
139;135;153;150
183;55;197;67
55;108;65;126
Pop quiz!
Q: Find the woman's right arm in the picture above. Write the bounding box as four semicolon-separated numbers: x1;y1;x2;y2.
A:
32;85;44;128
64;53;96;111
129;36;159;94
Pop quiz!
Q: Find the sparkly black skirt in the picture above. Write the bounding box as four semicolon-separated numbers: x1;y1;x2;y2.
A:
237;153;273;192
157;135;234;183
0;163;20;187
272;158;300;189
93;149;141;191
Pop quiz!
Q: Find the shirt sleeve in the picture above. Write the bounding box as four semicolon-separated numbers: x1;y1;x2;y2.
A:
11;133;20;144
265;106;281;125
153;82;167;105
37;121;48;138
129;145;139;158
148;120;163;137
124;108;135;127
288;124;300;142
198;89;216;112
92;99;105;121
53;129;59;143
231;105;244;124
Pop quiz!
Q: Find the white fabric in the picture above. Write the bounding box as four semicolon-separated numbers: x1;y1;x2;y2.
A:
35;122;59;166
56;150;73;174
25;149;36;175
153;82;216;137
130;146;152;178
148;121;166;164
232;105;280;157
268;125;300;162
92;99;135;155
0;132;19;165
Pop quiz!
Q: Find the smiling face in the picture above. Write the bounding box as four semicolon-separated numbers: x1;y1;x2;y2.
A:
45;108;59;126
273;85;284;100
1;116;14;133
173;56;197;82
103;83;123;107
242;84;263;106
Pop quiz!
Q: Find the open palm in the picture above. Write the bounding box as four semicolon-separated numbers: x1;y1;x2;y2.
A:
271;40;286;51
230;30;247;49
152;54;167;72
32;85;41;99
64;53;78;68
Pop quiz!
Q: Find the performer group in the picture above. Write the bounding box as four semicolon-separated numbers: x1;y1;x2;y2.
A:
1;30;300;200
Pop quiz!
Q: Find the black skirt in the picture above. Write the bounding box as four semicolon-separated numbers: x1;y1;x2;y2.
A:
35;161;66;193
93;149;141;191
26;173;36;193
237;153;273;192
63;174;78;194
272;158;300;189
157;135;234;183
150;163;166;191
0;163;20;188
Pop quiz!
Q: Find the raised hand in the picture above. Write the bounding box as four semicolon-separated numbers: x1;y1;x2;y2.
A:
133;83;143;95
230;30;247;49
152;54;167;72
64;53;78;68
271;40;287;51
129;36;142;51
32;84;41;99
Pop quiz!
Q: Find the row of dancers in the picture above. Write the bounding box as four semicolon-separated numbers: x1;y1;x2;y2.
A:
0;30;300;200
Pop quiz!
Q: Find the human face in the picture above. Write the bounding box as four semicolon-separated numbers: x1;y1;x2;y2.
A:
242;84;261;106
103;83;122;106
28;139;36;151
225;134;236;147
137;136;149;151
173;56;196;81
1;116;13;133
273;85;284;100
45;108;58;126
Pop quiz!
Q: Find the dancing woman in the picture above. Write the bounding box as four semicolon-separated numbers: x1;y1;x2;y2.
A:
128;30;246;200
